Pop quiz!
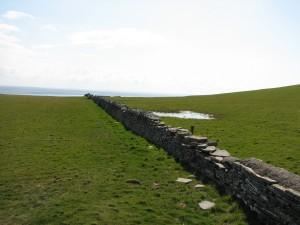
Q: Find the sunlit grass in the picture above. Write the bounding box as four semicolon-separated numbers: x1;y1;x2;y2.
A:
0;95;248;224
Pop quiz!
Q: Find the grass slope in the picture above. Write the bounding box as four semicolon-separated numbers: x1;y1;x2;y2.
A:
0;95;248;224
111;85;300;174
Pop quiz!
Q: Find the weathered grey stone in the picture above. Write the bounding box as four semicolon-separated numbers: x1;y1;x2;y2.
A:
240;158;300;192
195;184;205;189
176;130;192;137
286;188;300;198
152;182;160;189
207;140;218;146
168;127;180;133
147;114;160;120
235;162;278;184
196;150;203;156
197;144;208;150
223;156;239;165
199;201;215;209
202;146;216;153
175;178;193;184
190;142;200;147
184;136;208;144
204;156;213;161
210;150;230;157
215;162;226;169
214;157;224;161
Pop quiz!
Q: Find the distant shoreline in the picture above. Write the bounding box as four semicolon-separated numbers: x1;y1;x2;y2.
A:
0;85;169;97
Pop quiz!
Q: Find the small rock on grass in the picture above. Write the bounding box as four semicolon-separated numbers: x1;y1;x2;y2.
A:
179;202;187;208
195;184;205;189
152;182;160;189
175;178;193;184
199;201;215;210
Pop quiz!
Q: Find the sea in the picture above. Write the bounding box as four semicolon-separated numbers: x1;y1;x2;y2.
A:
0;86;169;97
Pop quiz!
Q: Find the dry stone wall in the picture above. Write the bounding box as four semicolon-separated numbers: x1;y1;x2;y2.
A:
86;94;300;225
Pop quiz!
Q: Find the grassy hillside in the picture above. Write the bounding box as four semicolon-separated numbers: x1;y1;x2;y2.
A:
0;95;248;224
111;85;300;174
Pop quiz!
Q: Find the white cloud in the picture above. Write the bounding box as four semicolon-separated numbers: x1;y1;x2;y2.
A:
0;23;20;46
0;23;20;32
69;28;165;48
1;11;35;20
40;24;57;32
32;43;61;49
0;23;33;74
0;33;20;45
79;52;97;58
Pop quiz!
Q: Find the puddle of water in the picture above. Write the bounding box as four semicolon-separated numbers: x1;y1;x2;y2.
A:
152;111;214;120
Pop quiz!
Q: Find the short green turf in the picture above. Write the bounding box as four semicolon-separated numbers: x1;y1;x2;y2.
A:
0;95;248;224
111;85;300;174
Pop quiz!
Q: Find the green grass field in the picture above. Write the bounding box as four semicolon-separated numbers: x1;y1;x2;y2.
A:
0;95;248;224
111;85;300;174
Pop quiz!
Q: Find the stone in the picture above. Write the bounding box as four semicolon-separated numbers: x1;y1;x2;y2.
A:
196;150;203;156
184;136;208;143
190;142;200;147
152;182;160;189
195;184;205;189
197;144;208;150
202;146;216;153
175;178;193;184
199;201;215;210
168;127;179;133
176;130;192;137
179;202;187;208
271;183;286;192
235;162;277;184
286;188;300;198
215;157;224;161
147;114;160;120
215;162;226;169
210;150;230;157
207;140;218;146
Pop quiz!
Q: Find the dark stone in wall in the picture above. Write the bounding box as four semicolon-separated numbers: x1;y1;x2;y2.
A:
86;94;300;225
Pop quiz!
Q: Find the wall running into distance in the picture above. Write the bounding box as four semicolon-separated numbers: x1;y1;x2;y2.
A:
86;94;300;225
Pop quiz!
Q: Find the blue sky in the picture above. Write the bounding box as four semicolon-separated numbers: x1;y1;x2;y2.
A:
0;0;299;95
